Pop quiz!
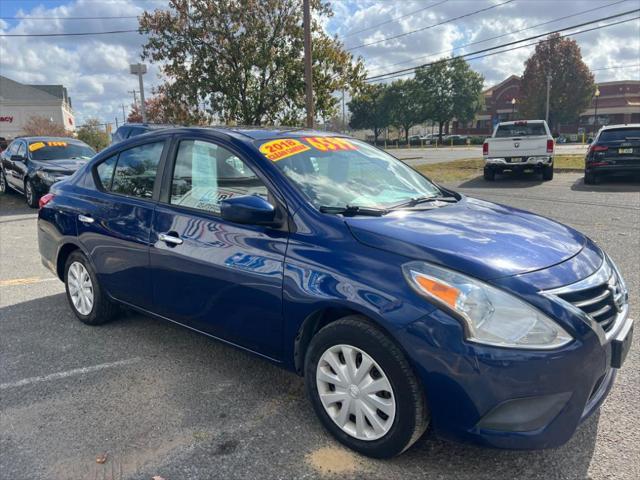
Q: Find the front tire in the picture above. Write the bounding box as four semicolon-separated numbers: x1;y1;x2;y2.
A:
0;169;6;194
64;251;117;325
305;316;429;458
25;179;39;208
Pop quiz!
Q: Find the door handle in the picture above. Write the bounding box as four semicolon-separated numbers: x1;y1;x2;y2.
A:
78;214;94;224
158;233;183;245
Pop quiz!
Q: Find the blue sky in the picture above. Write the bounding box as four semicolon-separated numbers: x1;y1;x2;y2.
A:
1;0;638;126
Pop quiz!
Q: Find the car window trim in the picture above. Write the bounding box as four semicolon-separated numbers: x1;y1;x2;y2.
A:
159;134;288;221
90;136;171;203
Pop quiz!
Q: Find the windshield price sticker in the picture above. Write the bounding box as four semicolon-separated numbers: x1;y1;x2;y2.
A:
260;139;311;161
28;141;68;152
304;137;357;152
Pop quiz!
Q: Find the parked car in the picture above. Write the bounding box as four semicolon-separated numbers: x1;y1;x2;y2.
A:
0;136;8;152
483;120;554;181
110;123;174;144
0;136;95;207
38;128;632;458
584;124;640;184
442;134;468;145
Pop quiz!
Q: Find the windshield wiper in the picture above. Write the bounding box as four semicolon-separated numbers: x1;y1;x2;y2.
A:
319;205;388;217
389;195;458;209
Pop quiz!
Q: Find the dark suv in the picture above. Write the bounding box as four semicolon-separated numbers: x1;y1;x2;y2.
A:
110;123;174;145
585;124;640;184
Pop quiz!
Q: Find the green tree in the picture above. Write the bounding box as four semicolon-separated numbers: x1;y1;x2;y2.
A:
139;0;366;125
76;118;110;152
348;84;390;145
386;79;423;143
414;58;484;141
519;33;595;133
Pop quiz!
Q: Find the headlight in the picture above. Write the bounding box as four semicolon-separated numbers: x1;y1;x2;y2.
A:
36;170;57;184
402;261;572;349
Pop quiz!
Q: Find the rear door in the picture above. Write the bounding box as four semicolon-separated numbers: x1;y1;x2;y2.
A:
76;138;169;310
149;136;288;359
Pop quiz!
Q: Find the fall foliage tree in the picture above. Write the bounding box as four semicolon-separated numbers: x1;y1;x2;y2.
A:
22;116;68;137
126;92;207;124
76;118;110;151
139;0;366;126
519;33;595;132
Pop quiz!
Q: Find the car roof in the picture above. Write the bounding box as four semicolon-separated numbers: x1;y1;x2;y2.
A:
117;126;348;142
16;136;87;144
497;120;546;125
600;123;640;130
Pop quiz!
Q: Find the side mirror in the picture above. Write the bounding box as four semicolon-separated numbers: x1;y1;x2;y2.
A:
10;154;25;162
220;195;277;226
586;138;593;144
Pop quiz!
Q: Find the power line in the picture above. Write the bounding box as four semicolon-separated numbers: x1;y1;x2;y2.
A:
591;63;640;71
0;29;139;37
366;10;640;82
367;0;630;75
346;0;517;51
342;0;449;39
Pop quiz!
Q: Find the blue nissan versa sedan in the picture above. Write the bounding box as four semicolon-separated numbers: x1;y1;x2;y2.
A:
37;128;633;458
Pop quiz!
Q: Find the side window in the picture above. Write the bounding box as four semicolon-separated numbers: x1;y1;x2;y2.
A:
16;142;26;157
170;139;268;214
110;142;164;199
96;155;118;190
6;142;18;156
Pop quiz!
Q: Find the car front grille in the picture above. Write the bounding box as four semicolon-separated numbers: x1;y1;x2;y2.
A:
545;257;628;335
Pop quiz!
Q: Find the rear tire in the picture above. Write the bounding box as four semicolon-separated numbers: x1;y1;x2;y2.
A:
305;316;429;458
25;179;39;208
542;165;554;181
483;167;496;181
584;171;598;185
64;250;117;325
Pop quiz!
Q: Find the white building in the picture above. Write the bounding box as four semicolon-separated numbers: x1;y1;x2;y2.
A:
0;75;75;138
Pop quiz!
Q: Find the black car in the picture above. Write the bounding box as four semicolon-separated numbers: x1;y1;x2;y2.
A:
111;123;174;144
585;124;640;184
0;136;95;207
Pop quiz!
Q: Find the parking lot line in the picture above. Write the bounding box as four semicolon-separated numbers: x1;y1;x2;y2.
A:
0;357;141;390
0;277;58;287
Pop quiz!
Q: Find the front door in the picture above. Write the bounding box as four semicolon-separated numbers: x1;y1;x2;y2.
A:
149;138;288;359
5;140;27;190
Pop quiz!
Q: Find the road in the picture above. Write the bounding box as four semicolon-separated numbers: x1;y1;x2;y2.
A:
1;172;638;480
387;143;588;166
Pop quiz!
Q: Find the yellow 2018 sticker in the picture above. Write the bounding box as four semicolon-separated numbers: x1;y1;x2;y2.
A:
304;137;357;152
28;141;68;152
260;139;311;161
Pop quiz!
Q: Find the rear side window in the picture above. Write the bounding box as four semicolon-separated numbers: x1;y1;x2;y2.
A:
495;123;546;137
95;142;164;199
598;128;640;142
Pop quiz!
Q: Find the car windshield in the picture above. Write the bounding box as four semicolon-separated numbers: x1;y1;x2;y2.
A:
598;128;640;142
28;141;95;161
256;137;442;209
495;123;546;137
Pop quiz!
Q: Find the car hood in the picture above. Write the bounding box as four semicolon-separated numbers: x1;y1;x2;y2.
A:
346;196;586;280
32;158;88;172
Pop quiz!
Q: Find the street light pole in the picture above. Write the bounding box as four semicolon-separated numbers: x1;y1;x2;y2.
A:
511;97;516;119
129;63;148;124
593;87;600;136
303;0;314;129
545;74;551;125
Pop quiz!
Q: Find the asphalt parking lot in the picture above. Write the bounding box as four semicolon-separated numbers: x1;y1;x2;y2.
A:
1;172;639;480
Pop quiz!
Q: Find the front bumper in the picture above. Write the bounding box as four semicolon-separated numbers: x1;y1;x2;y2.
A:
399;295;633;450
485;156;553;168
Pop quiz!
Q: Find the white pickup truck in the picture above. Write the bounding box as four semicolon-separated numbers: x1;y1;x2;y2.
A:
482;120;555;181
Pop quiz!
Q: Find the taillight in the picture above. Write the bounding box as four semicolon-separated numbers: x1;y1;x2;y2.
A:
590;145;609;153
39;193;55;209
482;142;489;155
546;139;554;154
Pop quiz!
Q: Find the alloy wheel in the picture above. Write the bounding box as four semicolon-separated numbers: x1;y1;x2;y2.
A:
316;344;396;441
67;262;94;316
26;182;33;204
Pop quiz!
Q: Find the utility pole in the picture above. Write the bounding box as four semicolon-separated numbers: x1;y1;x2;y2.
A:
341;89;346;133
128;90;138;108
129;63;148;123
303;0;314;128
545;74;551;125
120;104;126;123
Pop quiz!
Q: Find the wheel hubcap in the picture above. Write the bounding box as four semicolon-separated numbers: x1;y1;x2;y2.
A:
316;344;396;441
67;262;94;315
